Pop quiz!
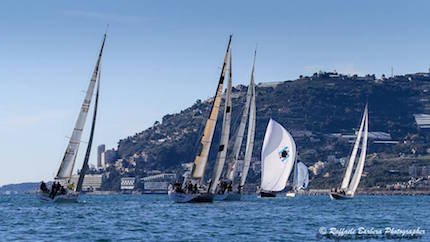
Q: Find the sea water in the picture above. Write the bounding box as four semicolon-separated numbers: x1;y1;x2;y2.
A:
0;194;428;241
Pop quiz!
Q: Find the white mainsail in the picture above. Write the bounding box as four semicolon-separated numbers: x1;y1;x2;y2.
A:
294;161;309;190
260;119;296;192
209;51;233;194
240;52;256;187
190;35;231;180
56;34;106;180
340;104;367;190
347;107;368;195
226;50;256;182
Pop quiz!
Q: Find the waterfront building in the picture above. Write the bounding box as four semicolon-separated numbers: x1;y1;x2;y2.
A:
70;174;103;192
141;173;176;194
120;177;136;191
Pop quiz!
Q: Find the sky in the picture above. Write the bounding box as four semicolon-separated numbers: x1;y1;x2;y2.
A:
1;0;430;185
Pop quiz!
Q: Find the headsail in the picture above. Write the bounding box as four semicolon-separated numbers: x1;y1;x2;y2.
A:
340;104;367;190
240;50;257;187
56;33;106;180
294;161;309;190
225;51;255;182
347;107;368;195
260;119;296;192
209;51;233;194
190;35;232;181
76;68;101;192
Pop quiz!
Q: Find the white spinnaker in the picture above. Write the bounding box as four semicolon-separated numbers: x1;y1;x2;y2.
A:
294;162;309;190
240;77;256;187
260;119;296;192
209;52;233;194
56;34;106;180
340;105;367;190
348;108;368;195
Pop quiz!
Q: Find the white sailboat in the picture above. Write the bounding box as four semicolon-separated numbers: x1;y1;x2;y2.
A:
286;161;309;197
37;33;106;203
330;105;369;200
259;119;296;198
168;35;232;203
213;49;257;201
210;51;233;201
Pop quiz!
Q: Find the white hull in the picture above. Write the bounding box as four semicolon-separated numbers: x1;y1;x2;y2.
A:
168;190;213;203
286;192;296;198
37;191;79;203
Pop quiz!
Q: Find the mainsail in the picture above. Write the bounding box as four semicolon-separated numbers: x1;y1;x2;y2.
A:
209;51;233;194
240;50;257;187
260;119;296;192
294;161;309;190
190;35;232;180
340;105;368;191
226;50;256;182
76;68;101;192
347;107;368;195
56;33;106;180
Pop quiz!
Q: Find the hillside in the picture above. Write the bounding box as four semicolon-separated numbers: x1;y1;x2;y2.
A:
106;71;430;190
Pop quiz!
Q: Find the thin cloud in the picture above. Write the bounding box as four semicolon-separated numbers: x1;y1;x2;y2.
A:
62;10;147;24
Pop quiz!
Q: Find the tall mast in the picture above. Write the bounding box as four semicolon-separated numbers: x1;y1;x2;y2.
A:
56;33;106;181
209;50;233;194
226;49;255;182
190;35;232;183
76;67;101;192
240;49;257;187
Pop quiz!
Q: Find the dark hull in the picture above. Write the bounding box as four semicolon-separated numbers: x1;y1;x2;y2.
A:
260;191;276;197
330;192;353;200
189;193;213;203
168;190;214;203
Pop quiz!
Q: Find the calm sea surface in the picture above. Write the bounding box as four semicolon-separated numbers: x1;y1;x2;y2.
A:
0;194;428;241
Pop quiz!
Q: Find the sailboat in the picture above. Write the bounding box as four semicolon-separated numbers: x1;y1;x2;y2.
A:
286;161;309;197
168;35;232;203
212;49;257;201
330;105;368;200
259;119;296;198
37;33;106;203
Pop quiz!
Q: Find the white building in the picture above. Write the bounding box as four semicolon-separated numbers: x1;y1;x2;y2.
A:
70;174;103;191
97;144;105;168
120;177;135;191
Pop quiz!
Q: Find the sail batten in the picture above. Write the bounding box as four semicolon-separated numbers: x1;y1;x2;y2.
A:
190;35;232;180
209;51;233;193
56;34;106;180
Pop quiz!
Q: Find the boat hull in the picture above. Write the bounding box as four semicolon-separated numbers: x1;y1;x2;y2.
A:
168;190;213;203
329;192;353;200
259;191;276;198
286;192;296;198
213;192;241;201
37;191;79;203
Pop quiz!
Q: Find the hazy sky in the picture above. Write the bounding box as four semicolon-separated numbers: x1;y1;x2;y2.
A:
1;0;430;185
